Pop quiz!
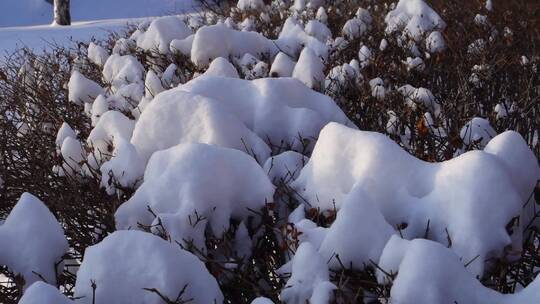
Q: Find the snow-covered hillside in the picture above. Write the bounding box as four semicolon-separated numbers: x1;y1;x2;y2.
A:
1;0;539;303
0;0;198;27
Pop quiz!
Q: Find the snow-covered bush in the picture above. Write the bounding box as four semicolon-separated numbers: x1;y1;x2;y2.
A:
1;0;540;303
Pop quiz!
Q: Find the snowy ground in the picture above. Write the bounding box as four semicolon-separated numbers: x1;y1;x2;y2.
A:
0;0;199;55
0;19;144;56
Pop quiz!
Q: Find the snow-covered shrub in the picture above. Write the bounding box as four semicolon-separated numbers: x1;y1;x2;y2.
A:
1;0;540;303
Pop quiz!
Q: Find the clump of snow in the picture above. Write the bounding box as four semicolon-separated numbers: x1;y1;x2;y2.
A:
191;24;278;67
251;297;275;304
100;90;271;192
114;143;274;249
485;131;540;230
305;20;331;43
136;16;192;54
144;70;165;98
276;17;329;60
204;57;239;78
102;54;144;92
68;70;104;105
377;237;540;304
180;76;354;151
460;117;496;147
237;0;265;11
293;123;535;276
56;136;85;176
385;0;446;42
263;151;308;184
398;85;440;116
342;9;372;40
280;242;336;304
319;187;395;270
75;230;224;304
0;193;68;288
270;52;296;77
170;34;195;56
426;31;446;53
18;282;72;304
87;110;135;165
55;122;77;151
369;77;388;100
292;47;325;90
358;45;373;67
87;42;110;67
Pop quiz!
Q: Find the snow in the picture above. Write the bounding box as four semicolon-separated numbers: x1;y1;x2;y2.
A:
0;0;198;28
87;42;109;67
237;0;266;11
0;193;68;288
87;110;135;164
280;242;336;304
385;0;446;42
18;282;72;304
342;17;369;40
292;122;537;276
377;237;540;304
319;187;396;270
102;54;144;92
136;16;192;54
179;76;354;151
263;151;308;184
251;297;275;304
190;24;278;67
204;57;240;78
114;143;274;250
270;52;296;78
67;70;104;105
460;117;497;147
99;89;271;192
55;122;77;151
292;47;325;90
74;230;224;304
305;20;331;43
426;31;446;53
276;17;329;60
398;85;440;116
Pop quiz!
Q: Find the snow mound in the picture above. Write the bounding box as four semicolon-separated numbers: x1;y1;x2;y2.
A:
385;0;446;42
18;282;72;304
378;236;540;304
263;151;308;184
293;123;536;276
191;24;278;67
292;47;325;90
87;42;109;67
114;143;274;250
460;117;496;147
75;230;223;304
136;16;192;54
100;90;271;192
180;76;354;151
280;242;335;304
68;70;104;105
203;57;239;78
319;187;395;270
0;193;68;288
102;54;144;92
